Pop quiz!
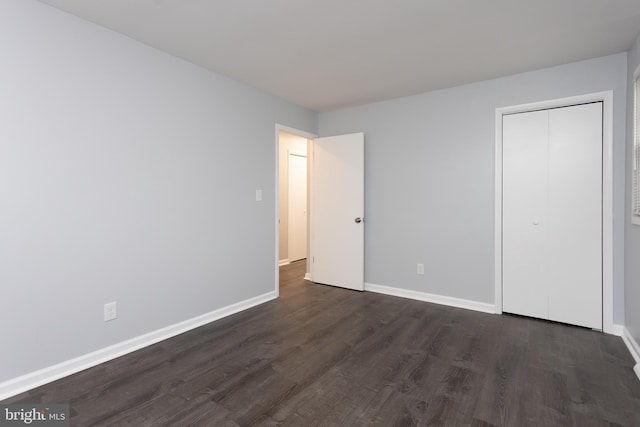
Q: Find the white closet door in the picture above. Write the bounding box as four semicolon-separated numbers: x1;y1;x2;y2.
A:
502;103;602;329
547;103;602;328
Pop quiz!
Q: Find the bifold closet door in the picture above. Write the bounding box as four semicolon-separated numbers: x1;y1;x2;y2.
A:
502;103;602;329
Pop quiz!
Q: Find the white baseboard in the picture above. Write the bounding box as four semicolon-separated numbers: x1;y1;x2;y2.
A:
364;282;495;314
278;259;290;266
610;324;624;336
304;273;311;281
622;327;640;381
622;327;640;362
0;290;278;401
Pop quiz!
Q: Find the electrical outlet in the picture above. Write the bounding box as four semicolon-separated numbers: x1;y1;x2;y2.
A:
104;301;117;322
417;263;424;275
255;189;262;201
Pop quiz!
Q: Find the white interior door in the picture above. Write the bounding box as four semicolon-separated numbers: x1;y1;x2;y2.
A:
502;103;602;329
310;133;364;291
288;153;307;262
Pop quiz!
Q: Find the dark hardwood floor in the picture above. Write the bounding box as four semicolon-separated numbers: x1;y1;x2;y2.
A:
4;260;640;426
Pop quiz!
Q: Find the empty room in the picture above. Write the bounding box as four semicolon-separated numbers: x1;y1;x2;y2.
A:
2;0;640;425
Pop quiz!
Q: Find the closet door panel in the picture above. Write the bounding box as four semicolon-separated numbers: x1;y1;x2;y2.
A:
547;103;602;329
502;110;550;319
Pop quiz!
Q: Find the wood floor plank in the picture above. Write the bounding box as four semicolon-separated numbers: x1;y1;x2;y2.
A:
471;314;530;426
3;260;640;426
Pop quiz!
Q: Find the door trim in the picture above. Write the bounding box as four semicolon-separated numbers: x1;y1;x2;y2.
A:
494;91;614;334
275;124;317;297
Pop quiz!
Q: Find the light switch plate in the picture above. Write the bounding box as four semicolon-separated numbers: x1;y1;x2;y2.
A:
104;301;117;321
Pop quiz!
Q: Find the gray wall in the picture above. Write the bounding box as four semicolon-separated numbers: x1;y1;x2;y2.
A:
0;0;316;382
626;34;640;343
319;54;627;321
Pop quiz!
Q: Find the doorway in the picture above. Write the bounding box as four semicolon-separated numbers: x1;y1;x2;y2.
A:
288;152;307;263
277;129;312;272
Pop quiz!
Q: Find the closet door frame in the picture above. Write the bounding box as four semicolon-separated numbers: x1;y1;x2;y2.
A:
494;91;614;334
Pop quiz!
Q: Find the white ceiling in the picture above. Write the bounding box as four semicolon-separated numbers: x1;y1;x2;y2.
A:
37;0;640;112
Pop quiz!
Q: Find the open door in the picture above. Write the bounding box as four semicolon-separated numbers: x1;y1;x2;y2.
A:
310;133;364;291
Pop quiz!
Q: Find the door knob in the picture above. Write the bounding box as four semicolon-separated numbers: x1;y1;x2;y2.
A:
355;217;363;223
